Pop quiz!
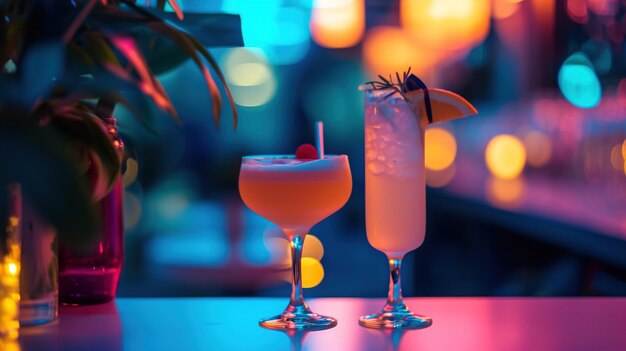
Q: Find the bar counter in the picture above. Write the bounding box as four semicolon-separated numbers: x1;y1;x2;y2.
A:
18;297;626;351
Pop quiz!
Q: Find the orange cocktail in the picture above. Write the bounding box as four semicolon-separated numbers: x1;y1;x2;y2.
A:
239;155;352;235
239;154;352;330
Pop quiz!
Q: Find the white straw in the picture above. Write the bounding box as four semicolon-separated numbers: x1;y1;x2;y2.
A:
315;121;325;159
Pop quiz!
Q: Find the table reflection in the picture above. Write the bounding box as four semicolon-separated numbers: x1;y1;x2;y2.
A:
17;297;626;351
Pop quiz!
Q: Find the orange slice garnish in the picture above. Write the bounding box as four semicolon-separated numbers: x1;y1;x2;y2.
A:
405;88;478;127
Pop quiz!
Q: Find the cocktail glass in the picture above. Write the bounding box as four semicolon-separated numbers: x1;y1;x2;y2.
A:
239;154;352;330
359;86;432;329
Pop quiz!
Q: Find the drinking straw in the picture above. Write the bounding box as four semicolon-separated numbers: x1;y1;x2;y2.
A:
315;121;325;159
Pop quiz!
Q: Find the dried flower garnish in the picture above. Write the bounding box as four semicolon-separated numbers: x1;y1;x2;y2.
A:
365;67;434;123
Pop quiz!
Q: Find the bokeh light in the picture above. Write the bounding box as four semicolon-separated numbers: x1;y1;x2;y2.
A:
582;40;613;75
558;53;602;109
301;257;324;288
522;131;552;168
363;26;438;79
400;0;490;53
486;177;525;209
492;0;522;20
588;0;619;16
270;7;311;65
148;231;229;267
426;165;456;188
222;48;276;107
221;0;310;65
123;158;139;187
264;236;290;267
425;127;457;171
265;234;324;266
485;134;526;179
610;144;623;171
567;0;588;23
303;235;324;261
124;192;142;230
310;0;365;48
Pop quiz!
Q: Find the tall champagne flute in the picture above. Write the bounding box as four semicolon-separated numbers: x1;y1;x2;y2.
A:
239;154;352;330
359;86;432;329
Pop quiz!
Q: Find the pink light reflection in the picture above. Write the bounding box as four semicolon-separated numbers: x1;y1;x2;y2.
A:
303;298;626;351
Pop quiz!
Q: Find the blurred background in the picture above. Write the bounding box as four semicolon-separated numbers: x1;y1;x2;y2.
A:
116;0;626;298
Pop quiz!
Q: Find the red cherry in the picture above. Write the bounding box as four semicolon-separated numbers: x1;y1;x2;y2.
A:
295;144;319;159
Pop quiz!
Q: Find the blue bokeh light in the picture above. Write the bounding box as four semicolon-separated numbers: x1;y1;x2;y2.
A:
558;53;602;109
221;0;310;65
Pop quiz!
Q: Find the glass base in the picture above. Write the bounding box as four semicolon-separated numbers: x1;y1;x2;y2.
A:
260;304;337;331
19;294;58;326
59;268;120;305
260;313;337;331
359;303;432;329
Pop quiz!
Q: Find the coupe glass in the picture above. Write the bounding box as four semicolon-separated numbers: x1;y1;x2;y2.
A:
359;87;432;329
239;155;352;330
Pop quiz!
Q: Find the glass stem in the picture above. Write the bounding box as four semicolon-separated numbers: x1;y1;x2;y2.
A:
289;234;306;308
385;258;405;310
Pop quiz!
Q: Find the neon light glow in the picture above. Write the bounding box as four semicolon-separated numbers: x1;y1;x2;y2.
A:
558;53;602;109
485;135;526;179
223;48;276;107
400;0;490;52
363;26;438;79
425;127;457;171
310;0;365;48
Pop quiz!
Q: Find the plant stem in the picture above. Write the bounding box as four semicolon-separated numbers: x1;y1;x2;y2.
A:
63;0;98;44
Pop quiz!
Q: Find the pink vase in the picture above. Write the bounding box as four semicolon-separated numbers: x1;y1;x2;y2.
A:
59;117;124;305
59;177;124;305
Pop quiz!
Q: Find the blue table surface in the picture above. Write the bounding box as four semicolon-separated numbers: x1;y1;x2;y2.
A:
18;297;626;351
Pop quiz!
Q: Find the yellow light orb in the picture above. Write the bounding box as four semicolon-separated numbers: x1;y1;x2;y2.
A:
123;193;142;230
222;48;276;107
363;26;438;80
426;165;456;188
400;0;490;52
123;158;139;188
7;262;18;276
1;297;17;317
492;0;521;20
8;216;18;228
301;257;324;288
303;235;324;261
425;127;457;171
485;134;526;179
523;131;552;168
310;0;365;48
486;176;525;209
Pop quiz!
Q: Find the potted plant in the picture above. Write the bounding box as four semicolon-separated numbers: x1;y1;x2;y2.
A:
0;0;242;325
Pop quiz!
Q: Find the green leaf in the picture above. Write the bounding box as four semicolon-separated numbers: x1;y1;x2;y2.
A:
82;31;121;67
142;36;190;75
187;35;238;129
53;71;160;133
48;104;121;192
0;117;99;250
146;21;222;126
107;35;179;120
166;0;184;21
